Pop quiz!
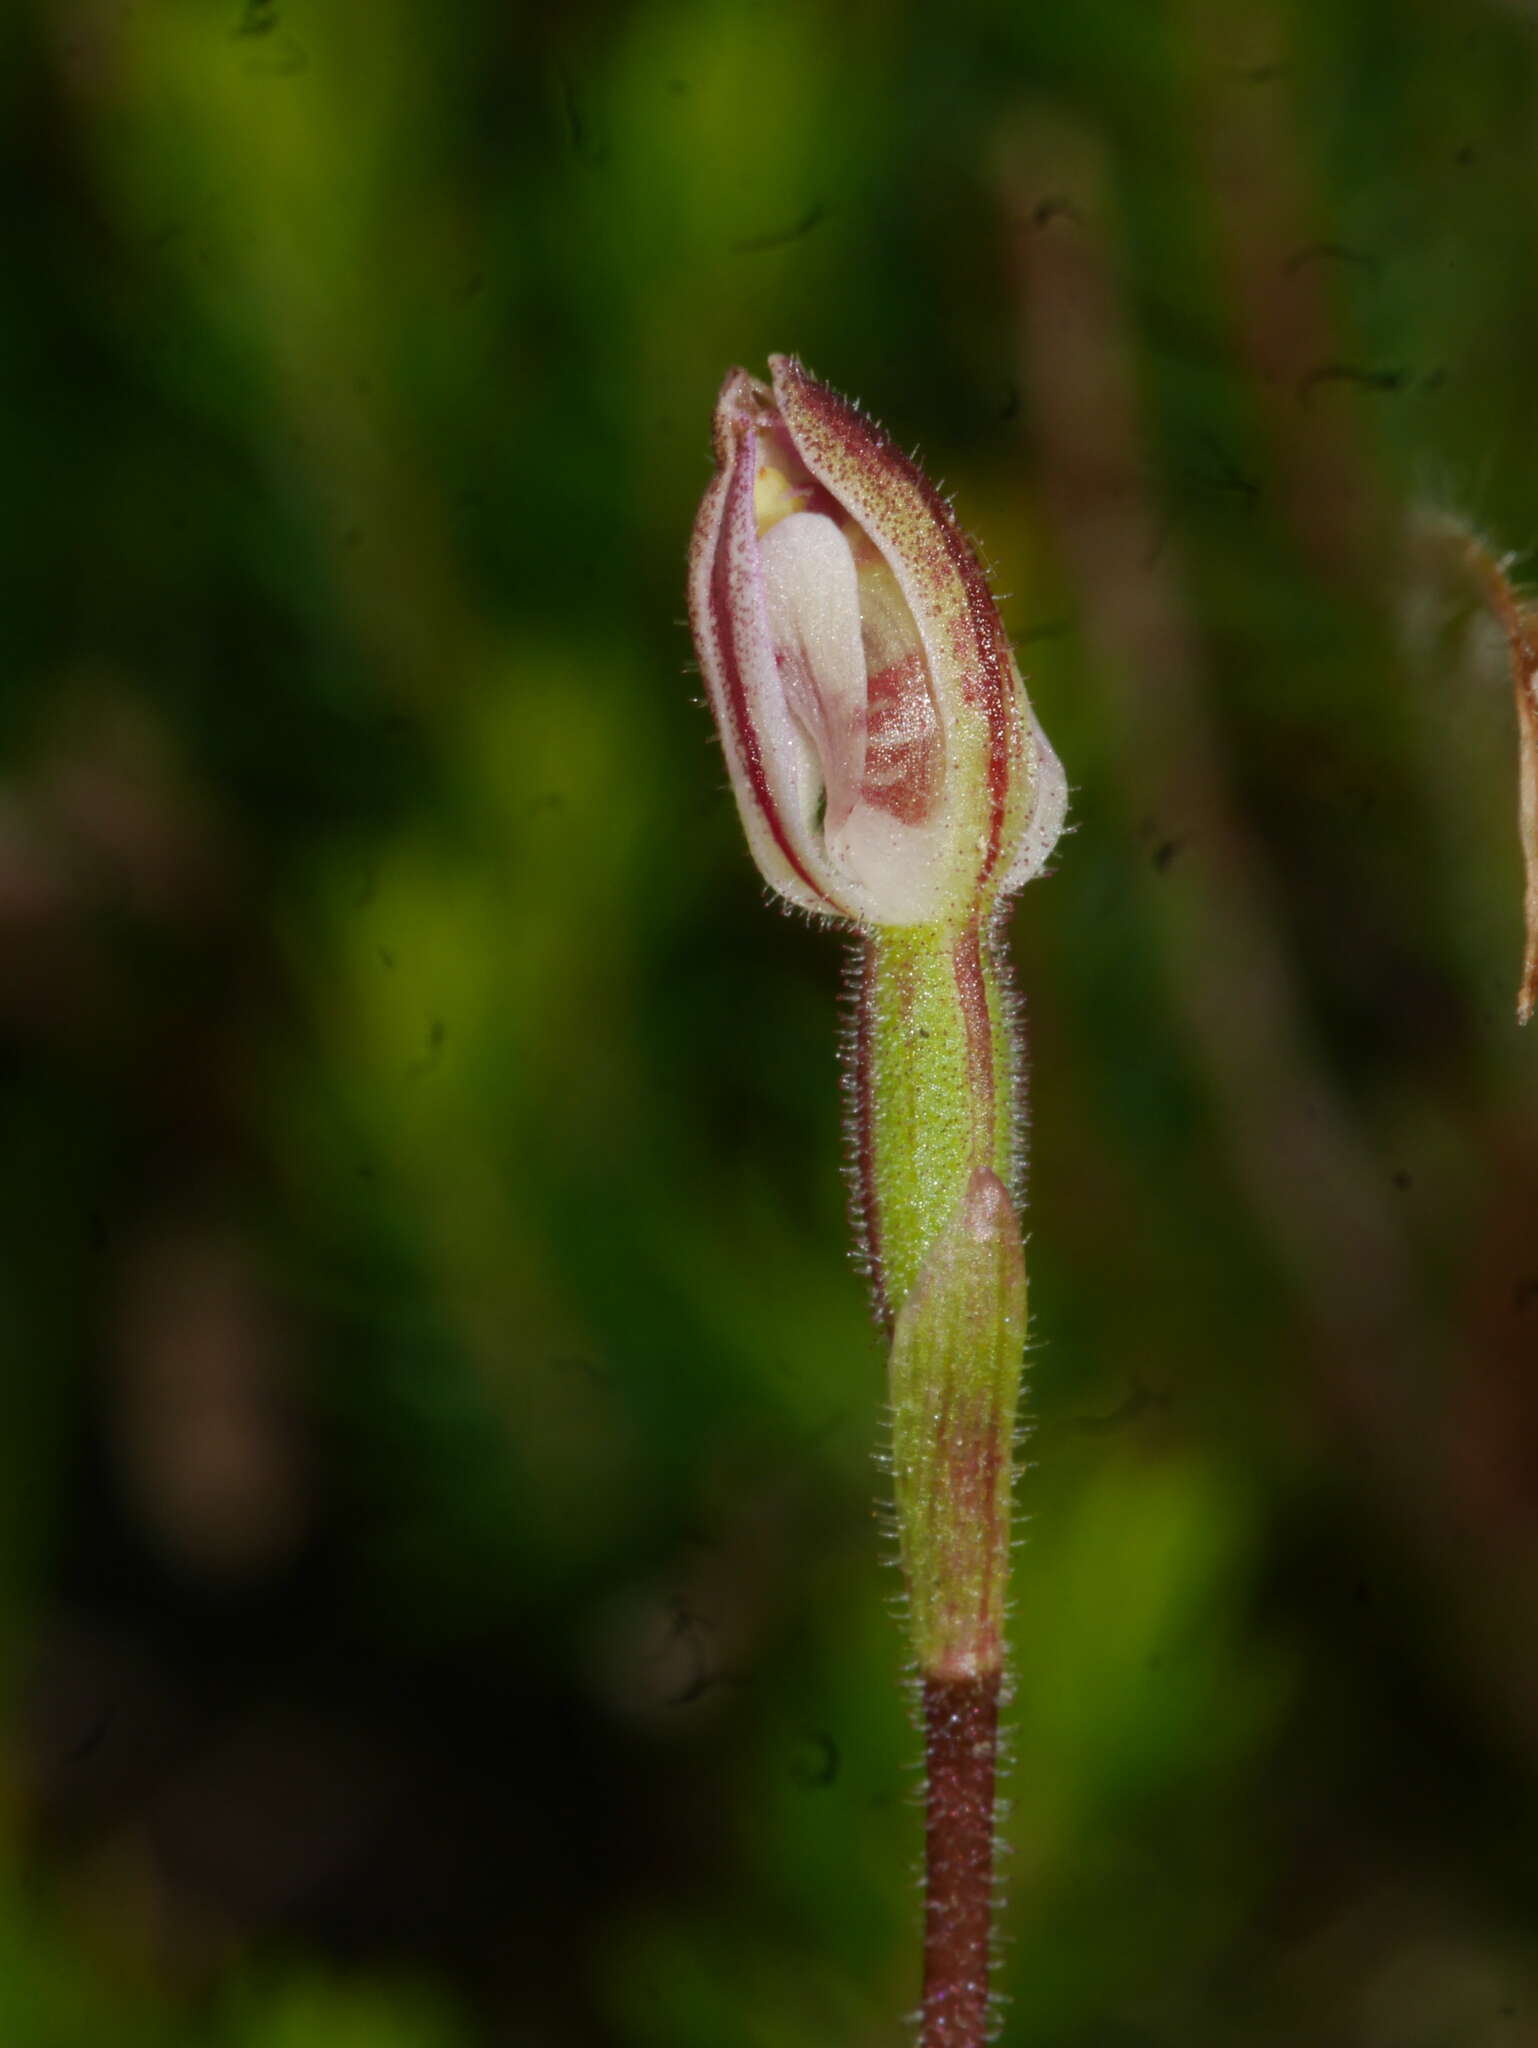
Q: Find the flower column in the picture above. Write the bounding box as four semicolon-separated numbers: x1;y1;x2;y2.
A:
689;356;1066;2048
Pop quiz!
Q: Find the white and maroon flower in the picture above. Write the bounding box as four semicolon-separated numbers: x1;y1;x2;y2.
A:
688;355;1065;926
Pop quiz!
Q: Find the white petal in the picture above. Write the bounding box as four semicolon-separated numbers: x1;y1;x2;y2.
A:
758;511;867;834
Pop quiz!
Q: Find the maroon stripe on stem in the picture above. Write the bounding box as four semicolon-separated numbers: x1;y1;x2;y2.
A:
921;1671;1001;2048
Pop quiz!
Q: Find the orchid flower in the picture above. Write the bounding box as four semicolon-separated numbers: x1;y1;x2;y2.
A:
688;356;1065;2048
689;354;1064;930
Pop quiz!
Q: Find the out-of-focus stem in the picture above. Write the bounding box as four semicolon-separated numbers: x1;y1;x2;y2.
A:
856;918;1026;2048
1440;526;1538;1025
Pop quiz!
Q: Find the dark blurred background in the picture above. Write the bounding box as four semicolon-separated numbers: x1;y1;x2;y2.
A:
5;0;1538;2042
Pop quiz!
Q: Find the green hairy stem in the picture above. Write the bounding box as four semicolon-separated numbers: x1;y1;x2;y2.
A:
858;916;1020;1326
856;914;1030;2045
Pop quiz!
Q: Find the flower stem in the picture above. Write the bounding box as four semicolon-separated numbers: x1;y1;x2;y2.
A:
856;917;1018;1328
1416;514;1538;1024
1450;529;1538;1025
855;916;1027;2045
922;1671;1002;2048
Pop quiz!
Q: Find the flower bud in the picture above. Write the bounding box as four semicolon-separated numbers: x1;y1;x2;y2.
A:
688;355;1065;926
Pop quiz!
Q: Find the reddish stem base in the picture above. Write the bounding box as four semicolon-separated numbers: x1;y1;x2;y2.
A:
921;1671;1001;2048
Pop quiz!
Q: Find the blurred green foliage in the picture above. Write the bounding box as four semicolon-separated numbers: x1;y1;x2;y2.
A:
6;0;1538;2042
